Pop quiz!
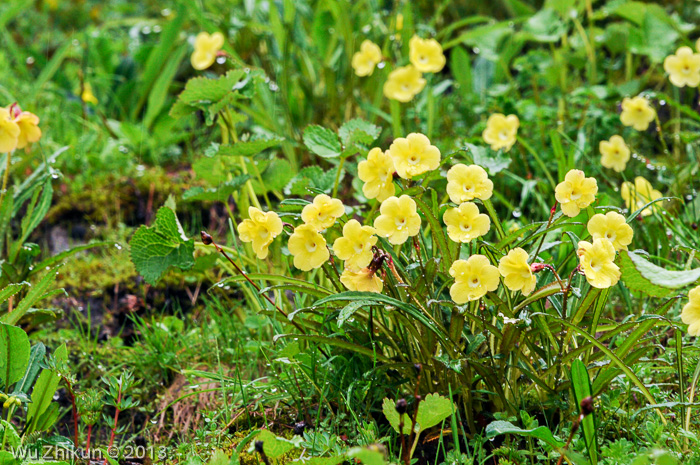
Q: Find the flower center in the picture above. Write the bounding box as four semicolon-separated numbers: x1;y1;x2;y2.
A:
570;189;581;201
401;83;410;92
683;66;691;74
353;243;364;254
460;223;472;232
259;228;269;239
469;277;480;288
605;232;616;242
463;184;474;193
498;131;508;141
306;242;317;253
589;260;601;272
419;55;428;64
408;154;420;165
395;217;406;230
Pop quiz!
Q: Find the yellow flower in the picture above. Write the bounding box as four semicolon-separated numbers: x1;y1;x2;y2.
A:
340;267;383;293
577;238;620;289
443;202;490;243
620;96;655;131
449;255;500;303
555;169;598;217
358;148;395;201
288;224;330;271
409;36;446;73
0;108;20;153
621;176;663;217
587;212;633;251
237;207;283;259
11;108;41;150
301;194;345;231
374;195;421;245
498;248;536;296
446;164;493;204
388;133;440;179
482;114;519;152
682;286;700;336
663;46;700;88
191;31;225;70
333;220;377;270
599;135;630;172
352;40;383;77
383;65;426;102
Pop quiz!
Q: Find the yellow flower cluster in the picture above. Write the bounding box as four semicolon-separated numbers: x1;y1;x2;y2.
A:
352;35;445;102
0;103;42;153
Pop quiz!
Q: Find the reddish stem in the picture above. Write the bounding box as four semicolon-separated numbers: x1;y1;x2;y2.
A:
86;424;92;455
103;383;123;465
63;378;80;451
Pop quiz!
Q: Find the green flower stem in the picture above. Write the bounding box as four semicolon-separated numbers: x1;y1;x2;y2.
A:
390;98;403;138
332;156;346;198
482;199;506;240
517;137;556;191
0;151;12;210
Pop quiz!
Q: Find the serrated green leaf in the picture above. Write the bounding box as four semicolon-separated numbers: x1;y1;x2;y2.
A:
485;420;564;449
415;393;454;432
620;250;700;298
0;323;30;388
303;125;342;158
464;143;511;174
177;70;246;106
0;421;20;449
0;283;27;306
286;166;337;196
338;119;381;147
218;136;285;157
382;398;413;434
129;207;195;285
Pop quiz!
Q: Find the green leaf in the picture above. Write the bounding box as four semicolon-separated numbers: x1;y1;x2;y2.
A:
0;421;20;449
286;166;337;195
523;8;567;42
346;448;386;465
144;43;188;128
485;420;564;449
303;125;342;158
464;143;511;175
13;343;45;395
182;176;251;202
129;207;195;285
620;250;700;298
0;283;27;306
571;360;597;465
0;323;30;388
338;300;374;327
415;393;454;432
253;429;299;459
382;398;413;434
1;267;60;325
27;344;66;434
338;119;381;147
218;136;285;157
